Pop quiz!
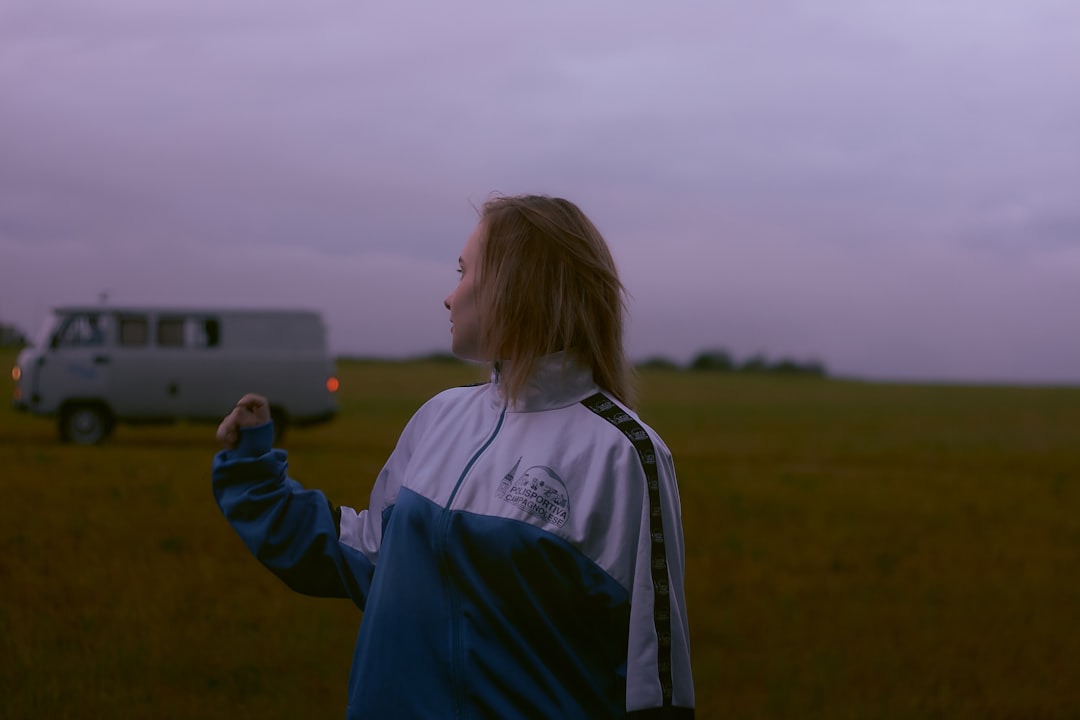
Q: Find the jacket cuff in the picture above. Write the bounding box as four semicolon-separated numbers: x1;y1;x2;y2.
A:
235;421;274;458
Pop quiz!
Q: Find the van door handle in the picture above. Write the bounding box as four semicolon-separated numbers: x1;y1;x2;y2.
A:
93;355;110;365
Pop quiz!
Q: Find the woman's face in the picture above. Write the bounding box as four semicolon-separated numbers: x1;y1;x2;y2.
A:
444;222;490;361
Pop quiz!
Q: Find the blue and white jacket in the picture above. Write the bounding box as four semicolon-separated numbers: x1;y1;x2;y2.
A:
212;354;695;719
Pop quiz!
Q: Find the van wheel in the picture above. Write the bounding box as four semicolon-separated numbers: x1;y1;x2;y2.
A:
60;404;114;445
270;406;288;445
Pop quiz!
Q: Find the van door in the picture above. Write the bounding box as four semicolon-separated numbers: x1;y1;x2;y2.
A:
33;311;112;413
156;314;231;421
107;313;174;418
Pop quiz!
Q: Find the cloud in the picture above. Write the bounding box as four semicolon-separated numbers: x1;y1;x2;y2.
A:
2;1;1079;382
621;225;1080;382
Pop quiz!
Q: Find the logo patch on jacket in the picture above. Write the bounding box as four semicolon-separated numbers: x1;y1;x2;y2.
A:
496;457;569;528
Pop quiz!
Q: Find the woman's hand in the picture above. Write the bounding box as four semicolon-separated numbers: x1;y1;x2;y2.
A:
217;393;272;449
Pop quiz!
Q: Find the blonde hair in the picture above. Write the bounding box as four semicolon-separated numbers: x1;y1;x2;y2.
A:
476;194;635;407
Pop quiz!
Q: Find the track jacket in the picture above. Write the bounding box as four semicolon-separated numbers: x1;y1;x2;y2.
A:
212;353;695;718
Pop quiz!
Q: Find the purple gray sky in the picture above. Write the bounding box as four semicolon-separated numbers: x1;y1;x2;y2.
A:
3;1;1079;382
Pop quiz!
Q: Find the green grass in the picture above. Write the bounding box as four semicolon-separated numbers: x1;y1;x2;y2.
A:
2;348;1079;718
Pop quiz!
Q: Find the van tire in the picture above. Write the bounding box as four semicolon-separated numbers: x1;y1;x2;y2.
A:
270;405;288;445
60;404;114;445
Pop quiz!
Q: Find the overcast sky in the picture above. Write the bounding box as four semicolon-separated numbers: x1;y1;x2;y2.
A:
3;0;1079;382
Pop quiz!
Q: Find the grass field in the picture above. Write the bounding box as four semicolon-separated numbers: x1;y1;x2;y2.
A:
2;347;1079;719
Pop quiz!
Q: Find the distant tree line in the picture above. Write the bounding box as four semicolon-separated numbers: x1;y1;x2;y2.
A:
636;348;827;377
0;320;28;347
382;348;829;377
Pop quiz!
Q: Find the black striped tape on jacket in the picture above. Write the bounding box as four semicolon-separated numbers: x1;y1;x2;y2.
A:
581;393;675;709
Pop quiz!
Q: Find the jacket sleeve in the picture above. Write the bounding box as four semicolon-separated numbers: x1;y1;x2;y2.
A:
625;435;696;718
211;422;379;608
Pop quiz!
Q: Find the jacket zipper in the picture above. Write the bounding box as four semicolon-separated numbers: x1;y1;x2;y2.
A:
438;404;507;719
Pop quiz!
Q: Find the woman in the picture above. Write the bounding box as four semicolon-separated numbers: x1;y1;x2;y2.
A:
213;194;695;718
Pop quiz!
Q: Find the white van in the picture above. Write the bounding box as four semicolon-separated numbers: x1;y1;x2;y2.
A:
11;306;339;444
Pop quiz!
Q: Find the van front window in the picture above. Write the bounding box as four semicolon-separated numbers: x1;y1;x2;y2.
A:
56;313;107;347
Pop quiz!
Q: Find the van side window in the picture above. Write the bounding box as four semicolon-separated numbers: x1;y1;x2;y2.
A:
205;319;220;347
56;313;106;347
118;316;149;347
157;317;185;347
188;317;221;349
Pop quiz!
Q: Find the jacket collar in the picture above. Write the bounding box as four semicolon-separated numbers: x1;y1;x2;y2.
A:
489;351;598;413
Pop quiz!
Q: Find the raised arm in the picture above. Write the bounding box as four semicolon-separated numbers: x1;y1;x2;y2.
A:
212;394;383;607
